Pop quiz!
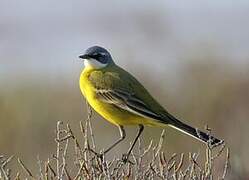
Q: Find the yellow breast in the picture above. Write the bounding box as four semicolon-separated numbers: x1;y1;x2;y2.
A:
79;68;164;127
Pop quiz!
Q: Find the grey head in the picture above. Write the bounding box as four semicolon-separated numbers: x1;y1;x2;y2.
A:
79;46;114;65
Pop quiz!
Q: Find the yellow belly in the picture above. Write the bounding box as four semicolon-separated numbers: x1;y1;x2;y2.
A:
79;69;163;127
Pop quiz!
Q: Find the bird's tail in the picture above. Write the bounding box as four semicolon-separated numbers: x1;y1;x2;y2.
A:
166;115;223;146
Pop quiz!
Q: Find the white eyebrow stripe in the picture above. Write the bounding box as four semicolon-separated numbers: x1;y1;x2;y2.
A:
100;52;107;56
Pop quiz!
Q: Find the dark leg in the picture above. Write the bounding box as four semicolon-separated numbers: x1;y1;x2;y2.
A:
123;124;144;163
103;125;126;154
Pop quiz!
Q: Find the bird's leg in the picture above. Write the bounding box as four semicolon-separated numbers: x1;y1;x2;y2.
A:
122;124;144;163
102;125;126;155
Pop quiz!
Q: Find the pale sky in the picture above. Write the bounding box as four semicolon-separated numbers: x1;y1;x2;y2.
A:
1;0;249;82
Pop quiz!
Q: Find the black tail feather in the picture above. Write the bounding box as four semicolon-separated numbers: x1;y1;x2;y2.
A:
165;115;223;146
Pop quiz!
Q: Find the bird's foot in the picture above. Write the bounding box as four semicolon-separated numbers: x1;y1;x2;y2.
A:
95;151;105;161
86;147;105;161
121;153;134;164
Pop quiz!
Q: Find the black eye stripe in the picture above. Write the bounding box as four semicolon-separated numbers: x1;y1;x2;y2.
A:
88;52;109;64
91;54;101;59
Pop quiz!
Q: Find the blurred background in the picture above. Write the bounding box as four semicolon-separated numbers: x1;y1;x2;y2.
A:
1;0;249;178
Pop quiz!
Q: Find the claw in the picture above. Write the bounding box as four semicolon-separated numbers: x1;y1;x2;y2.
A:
96;152;104;160
121;154;134;164
85;147;105;161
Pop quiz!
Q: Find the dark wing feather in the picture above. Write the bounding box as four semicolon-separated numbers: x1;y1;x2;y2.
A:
88;67;173;124
96;89;164;120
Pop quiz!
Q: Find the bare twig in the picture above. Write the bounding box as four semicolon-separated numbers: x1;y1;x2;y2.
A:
56;121;62;179
0;121;229;179
18;158;35;179
221;148;230;180
86;101;96;150
37;155;44;180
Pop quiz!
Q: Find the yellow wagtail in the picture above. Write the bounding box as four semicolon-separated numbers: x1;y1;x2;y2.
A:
79;46;223;161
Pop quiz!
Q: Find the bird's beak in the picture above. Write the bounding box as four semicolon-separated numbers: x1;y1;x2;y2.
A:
79;54;91;59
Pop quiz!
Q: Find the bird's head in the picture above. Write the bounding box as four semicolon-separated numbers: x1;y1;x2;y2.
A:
79;46;114;69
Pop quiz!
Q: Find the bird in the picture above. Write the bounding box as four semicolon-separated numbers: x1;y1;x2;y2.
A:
78;46;223;161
